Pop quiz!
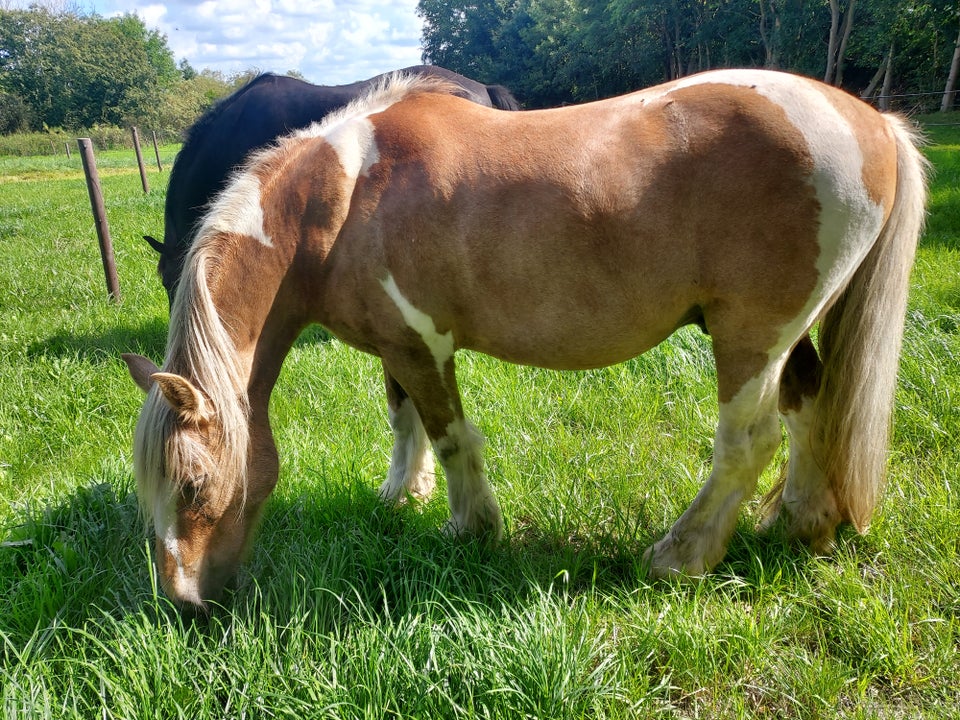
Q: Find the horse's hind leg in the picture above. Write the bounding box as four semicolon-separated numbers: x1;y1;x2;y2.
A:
378;363;436;503
760;335;841;553
647;348;784;578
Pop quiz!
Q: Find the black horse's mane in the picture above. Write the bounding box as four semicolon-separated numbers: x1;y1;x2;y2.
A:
170;73;280;185
185;73;280;145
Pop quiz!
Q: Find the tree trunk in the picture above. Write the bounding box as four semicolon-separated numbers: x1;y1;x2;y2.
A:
879;44;894;111
861;45;891;101
759;0;782;68
834;0;857;86
673;13;683;78
824;0;840;83
661;14;676;80
941;18;960;112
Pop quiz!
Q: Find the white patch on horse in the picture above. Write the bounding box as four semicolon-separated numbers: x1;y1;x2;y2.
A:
435;418;503;540
758;389;842;552
155;492;192;594
380;273;455;379
202;172;273;248
324;117;380;180
292;80;430;182
648;367;783;576
665;70;887;355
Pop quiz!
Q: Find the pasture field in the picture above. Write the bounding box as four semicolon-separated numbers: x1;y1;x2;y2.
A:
1;122;958;719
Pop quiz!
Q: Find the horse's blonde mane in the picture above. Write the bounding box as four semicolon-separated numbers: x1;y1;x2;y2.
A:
293;72;463;142
134;241;250;520
190;72;462;250
232;72;462;187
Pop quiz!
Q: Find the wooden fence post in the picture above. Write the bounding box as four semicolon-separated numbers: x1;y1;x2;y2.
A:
78;138;121;301
131;126;149;194
152;130;163;172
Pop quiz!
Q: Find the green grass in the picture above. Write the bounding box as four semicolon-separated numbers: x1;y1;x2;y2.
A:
1;129;958;718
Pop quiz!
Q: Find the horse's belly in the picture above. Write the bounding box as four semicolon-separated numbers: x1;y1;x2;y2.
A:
455;297;693;371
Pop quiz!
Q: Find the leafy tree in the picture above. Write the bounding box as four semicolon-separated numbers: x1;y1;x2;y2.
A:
0;8;78;127
419;0;514;80
0;90;31;133
0;7;179;131
179;58;198;81
418;0;959;110
115;13;179;87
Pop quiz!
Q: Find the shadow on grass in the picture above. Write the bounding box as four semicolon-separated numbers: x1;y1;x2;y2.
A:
0;480;157;647
25;319;334;367
26;316;169;363
226;472;814;631
0;468;815;644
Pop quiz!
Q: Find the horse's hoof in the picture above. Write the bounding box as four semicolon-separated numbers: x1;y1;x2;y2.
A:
780;496;841;556
377;473;436;507
643;532;716;580
442;510;504;544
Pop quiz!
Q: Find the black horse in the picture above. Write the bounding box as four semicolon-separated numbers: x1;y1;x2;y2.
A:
145;66;520;306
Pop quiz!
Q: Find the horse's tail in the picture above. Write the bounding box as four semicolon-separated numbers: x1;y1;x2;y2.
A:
815;114;928;532
485;84;521;111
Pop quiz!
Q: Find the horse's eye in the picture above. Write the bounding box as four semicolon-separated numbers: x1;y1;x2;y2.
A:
181;475;207;504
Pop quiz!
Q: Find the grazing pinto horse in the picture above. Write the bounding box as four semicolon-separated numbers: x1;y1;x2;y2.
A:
124;70;927;612
145;66;519;305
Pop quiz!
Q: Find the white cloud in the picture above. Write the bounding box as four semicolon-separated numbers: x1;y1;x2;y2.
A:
9;0;425;84
135;4;167;27
274;0;337;16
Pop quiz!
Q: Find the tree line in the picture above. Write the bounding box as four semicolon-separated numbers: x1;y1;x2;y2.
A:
3;1;959;138
0;6;252;136
417;0;960;110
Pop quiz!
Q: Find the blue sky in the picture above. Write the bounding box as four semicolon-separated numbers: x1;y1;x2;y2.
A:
10;0;426;85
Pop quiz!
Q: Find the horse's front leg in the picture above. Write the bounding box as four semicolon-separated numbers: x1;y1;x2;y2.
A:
378;362;436;504
434;414;503;541
380;351;504;542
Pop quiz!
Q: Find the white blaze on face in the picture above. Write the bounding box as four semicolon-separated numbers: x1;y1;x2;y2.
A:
153;489;197;600
381;273;455;378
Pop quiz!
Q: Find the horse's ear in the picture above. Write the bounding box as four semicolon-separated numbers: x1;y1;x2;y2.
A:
143;235;165;255
151;372;211;425
122;353;160;393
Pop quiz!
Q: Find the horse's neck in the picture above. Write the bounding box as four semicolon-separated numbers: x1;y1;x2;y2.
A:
202;234;303;408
